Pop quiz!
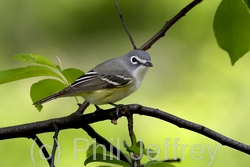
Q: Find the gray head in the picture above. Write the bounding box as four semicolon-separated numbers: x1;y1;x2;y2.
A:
123;50;153;71
92;49;152;78
121;50;153;86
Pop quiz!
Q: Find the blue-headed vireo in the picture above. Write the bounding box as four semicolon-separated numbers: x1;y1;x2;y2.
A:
33;49;153;107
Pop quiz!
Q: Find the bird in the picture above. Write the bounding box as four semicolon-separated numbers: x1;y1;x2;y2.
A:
33;49;153;108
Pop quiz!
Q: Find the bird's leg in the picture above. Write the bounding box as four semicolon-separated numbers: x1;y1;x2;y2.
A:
109;102;124;117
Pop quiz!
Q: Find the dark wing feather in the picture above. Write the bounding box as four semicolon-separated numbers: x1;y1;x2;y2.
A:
59;71;132;96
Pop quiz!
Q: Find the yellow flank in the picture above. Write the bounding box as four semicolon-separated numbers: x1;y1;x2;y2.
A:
76;84;135;105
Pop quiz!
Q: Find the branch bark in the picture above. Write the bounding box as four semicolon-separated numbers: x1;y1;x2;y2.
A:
30;135;53;166
50;123;59;167
82;124;131;165
0;104;250;156
139;0;203;50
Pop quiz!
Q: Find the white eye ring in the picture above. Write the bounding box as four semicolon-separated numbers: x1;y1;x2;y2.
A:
130;56;138;64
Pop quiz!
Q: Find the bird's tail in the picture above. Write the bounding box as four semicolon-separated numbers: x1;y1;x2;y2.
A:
33;92;61;107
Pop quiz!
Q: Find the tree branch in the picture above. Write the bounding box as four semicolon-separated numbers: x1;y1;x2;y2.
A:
139;0;203;50
30;135;53;167
50;123;59;167
82;124;131;165
1;104;250;156
126;111;134;146
74;100;90;116
125;111;137;167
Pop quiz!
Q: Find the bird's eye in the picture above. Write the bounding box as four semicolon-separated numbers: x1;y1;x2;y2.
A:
131;56;138;64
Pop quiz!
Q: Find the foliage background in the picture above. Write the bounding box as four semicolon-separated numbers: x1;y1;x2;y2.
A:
0;0;250;166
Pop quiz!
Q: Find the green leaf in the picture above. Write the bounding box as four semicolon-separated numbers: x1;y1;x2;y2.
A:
127;146;143;158
0;66;63;84
136;141;145;149
123;140;130;149
123;153;131;162
213;0;250;65
128;145;157;159
13;53;58;69
144;160;175;167
30;79;66;111
84;154;130;167
62;68;84;85
145;147;157;159
244;0;250;8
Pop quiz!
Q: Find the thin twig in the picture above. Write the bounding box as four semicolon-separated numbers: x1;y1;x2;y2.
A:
126;114;135;167
126;111;141;167
50;123;59;167
136;160;141;167
139;0;203;50
82;125;131;165
126;113;134;146
74;100;90;116
30;135;53;167
114;0;137;49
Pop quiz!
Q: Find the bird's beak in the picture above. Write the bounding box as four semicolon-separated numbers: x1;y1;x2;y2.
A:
144;61;153;67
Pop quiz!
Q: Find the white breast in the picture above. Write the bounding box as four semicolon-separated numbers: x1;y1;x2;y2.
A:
131;66;149;91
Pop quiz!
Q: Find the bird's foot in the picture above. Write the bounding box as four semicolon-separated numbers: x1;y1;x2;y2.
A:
109;103;124;118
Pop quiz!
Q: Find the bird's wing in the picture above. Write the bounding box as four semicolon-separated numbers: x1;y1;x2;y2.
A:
33;71;132;105
60;71;132;95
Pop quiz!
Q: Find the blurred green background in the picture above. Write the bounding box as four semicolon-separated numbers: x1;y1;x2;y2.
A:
1;0;250;167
